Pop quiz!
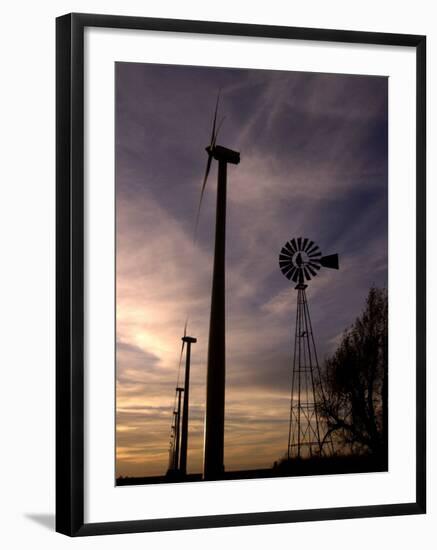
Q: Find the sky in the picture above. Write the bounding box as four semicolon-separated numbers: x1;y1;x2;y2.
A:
115;62;388;478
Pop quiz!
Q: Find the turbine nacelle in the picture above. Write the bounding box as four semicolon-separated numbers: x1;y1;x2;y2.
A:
182;335;197;344
206;144;240;165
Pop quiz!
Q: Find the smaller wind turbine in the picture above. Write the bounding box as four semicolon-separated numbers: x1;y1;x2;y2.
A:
179;330;197;477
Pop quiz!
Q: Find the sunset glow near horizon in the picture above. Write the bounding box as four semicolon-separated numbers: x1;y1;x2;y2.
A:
115;62;388;478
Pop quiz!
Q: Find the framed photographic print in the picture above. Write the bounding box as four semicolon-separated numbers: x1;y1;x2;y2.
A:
56;13;426;536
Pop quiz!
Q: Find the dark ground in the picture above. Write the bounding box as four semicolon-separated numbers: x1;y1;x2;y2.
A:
116;454;388;486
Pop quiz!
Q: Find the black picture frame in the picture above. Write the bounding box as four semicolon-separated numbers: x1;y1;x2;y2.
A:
56;12;426;537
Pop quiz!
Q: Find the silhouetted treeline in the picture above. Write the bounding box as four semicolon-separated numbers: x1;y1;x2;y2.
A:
319;286;388;459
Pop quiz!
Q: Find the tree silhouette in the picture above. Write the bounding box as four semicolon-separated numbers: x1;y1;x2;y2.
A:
319;287;388;457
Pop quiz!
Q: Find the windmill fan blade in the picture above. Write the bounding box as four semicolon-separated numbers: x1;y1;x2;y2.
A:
320;253;339;269
280;263;293;277
282;242;295;256
309;250;322;258
279;258;292;269
306;265;318;277
307;243;319;255
304;239;314;252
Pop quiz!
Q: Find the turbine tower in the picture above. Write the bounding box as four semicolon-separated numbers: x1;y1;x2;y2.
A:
278;237;339;459
196;95;240;480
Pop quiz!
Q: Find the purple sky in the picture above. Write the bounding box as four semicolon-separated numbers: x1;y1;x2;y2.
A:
115;62;388;478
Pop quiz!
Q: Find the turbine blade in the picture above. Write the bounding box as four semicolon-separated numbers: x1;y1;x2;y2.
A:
178;318;189;368
178;340;185;368
290;238;298;252
302;237;308;251
297;237;302;250
210;92;220;146
320;254;339;269
193;95;223;240
193;154;213;239
212;116;226;148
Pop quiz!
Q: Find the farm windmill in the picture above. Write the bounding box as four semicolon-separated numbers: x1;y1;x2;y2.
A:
196;94;240;480
279;237;339;459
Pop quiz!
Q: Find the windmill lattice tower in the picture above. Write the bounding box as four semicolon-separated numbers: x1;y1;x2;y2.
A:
279;237;339;460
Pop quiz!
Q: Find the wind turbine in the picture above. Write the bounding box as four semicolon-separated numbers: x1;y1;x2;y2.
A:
179;327;197;477
196;94;240;480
